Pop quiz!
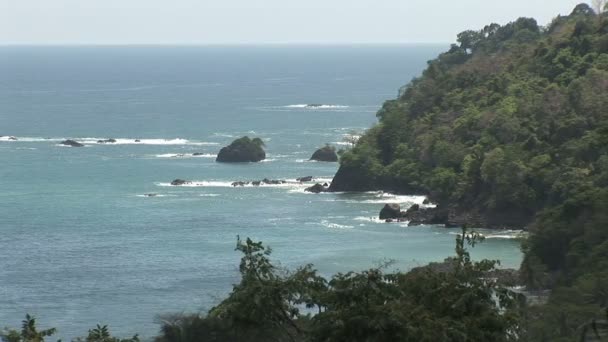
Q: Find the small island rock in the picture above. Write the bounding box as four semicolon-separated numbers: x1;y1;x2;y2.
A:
379;204;402;220
310;145;338;162
60;139;84;147
170;179;189;186
216;136;266;163
305;183;328;193
97;138;117;144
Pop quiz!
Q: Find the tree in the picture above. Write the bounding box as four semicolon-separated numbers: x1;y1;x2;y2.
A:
0;315;56;342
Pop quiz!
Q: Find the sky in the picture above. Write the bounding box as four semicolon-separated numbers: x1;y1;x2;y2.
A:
0;0;584;45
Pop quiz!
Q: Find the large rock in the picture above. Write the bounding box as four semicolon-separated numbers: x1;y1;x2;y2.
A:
379;204;402;220
216;136;266;163
305;183;328;193
60;139;84;147
97;138;117;144
310;145;338;162
170;179;189;186
404;206;448;226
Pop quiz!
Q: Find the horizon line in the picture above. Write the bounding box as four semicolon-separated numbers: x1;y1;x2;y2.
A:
0;42;452;47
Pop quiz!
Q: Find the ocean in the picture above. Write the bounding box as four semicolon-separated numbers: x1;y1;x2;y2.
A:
0;45;523;339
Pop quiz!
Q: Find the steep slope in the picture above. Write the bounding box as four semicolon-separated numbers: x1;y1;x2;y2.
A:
331;4;608;229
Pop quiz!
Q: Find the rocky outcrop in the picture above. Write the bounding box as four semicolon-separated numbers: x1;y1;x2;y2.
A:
170;179;190;186
378;202;447;226
310;145;338;162
216;136;266;163
231;178;286;187
409;257;521;287
60;139;84;147
328;165;377;192
305;183;329;193
297;176;314;182
404;205;448;226
379;204;402;220
97;138;117;144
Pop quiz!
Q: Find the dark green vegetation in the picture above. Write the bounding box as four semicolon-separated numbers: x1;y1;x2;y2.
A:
216;136;266;162
330;3;608;340
4;4;608;341
331;2;608;229
0;315;138;342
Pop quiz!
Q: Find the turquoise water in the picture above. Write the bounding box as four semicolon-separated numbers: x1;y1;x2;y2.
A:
0;46;522;339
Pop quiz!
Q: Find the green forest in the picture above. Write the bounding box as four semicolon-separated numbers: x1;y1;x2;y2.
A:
4;3;608;341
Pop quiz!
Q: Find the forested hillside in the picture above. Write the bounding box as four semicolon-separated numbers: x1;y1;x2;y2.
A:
329;3;608;339
331;3;608;229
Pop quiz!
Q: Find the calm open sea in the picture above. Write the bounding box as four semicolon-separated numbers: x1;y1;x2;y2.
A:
0;45;522;339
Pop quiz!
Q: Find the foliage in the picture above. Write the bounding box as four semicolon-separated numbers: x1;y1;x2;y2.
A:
0;315;56;342
331;3;608;340
334;5;608;225
157;230;523;342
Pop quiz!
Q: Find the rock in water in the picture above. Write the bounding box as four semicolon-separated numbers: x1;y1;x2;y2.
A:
170;179;189;186
216;136;266;163
97;138;117;144
305;183;328;193
310;145;338;162
60;139;84;147
8;136;18;141
296;176;313;182
379;204;402;220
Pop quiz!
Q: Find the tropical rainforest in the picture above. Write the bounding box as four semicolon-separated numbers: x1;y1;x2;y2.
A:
3;3;608;341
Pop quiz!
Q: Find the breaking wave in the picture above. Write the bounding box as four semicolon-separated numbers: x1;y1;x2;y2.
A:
1;136;219;146
284;104;349;109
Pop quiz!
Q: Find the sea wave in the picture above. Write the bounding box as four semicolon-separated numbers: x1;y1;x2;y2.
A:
78;138;219;146
284;104;349;109
136;194;172;198
158;180;309;189
155;153;216;158
2;136;220;146
320;220;354;229
0;136;60;142
353;216;385;224
447;230;526;240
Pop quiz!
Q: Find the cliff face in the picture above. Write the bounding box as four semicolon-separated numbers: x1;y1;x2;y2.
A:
331;8;608;229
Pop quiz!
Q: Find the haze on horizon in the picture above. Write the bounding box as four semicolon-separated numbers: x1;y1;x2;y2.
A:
1;0;583;45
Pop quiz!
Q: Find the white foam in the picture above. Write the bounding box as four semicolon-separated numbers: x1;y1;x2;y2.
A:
158;180;309;189
447;230;526;239
155;153;215;158
353;216;385;223
136;194;170;198
2;136;219;146
80;138;219;146
0;137;61;142
199;194;220;197
356;193;429;205
485;230;527;239
284;104;350;109
320;220;354;229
